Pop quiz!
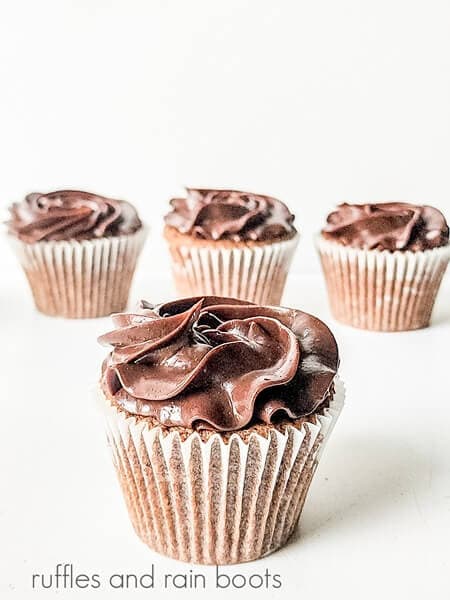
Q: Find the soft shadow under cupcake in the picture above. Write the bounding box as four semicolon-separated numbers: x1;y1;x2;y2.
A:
429;282;450;326
285;434;437;544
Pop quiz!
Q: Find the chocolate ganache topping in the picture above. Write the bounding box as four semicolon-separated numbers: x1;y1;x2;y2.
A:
164;188;296;242
99;296;339;432
322;202;449;251
8;190;142;243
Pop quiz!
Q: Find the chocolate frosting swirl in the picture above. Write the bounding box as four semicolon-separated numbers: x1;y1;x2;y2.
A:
8;190;142;243
322;202;449;251
164;188;296;242
99;296;339;432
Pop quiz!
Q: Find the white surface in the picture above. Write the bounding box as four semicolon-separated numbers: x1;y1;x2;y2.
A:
1;233;450;600
1;1;450;598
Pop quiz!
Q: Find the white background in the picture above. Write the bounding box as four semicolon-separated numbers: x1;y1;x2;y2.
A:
1;1;450;599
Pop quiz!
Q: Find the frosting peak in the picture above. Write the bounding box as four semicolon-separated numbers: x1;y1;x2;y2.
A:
99;296;338;432
164;188;296;242
322;202;449;251
8;190;142;243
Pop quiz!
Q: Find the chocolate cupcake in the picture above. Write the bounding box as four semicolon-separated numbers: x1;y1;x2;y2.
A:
98;296;344;565
317;202;450;331
164;189;299;304
7;190;147;318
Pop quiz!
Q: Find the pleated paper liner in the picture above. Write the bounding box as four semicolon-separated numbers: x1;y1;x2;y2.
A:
8;227;148;318
164;227;299;305
317;237;450;331
101;378;344;565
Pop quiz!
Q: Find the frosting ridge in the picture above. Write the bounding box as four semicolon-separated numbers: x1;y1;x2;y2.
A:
99;296;338;432
8;190;142;243
164;188;296;242
322;202;449;251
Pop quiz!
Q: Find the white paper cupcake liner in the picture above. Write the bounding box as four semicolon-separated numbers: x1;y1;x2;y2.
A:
166;234;299;305
101;378;344;565
8;227;148;318
317;237;450;331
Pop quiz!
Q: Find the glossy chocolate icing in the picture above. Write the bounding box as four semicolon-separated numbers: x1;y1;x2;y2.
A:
8;190;142;243
164;188;296;242
99;296;339;432
322;202;449;251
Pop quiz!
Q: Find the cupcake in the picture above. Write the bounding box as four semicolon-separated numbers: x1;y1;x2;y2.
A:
163;188;299;304
7;190;147;318
98;295;343;565
317;202;450;331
